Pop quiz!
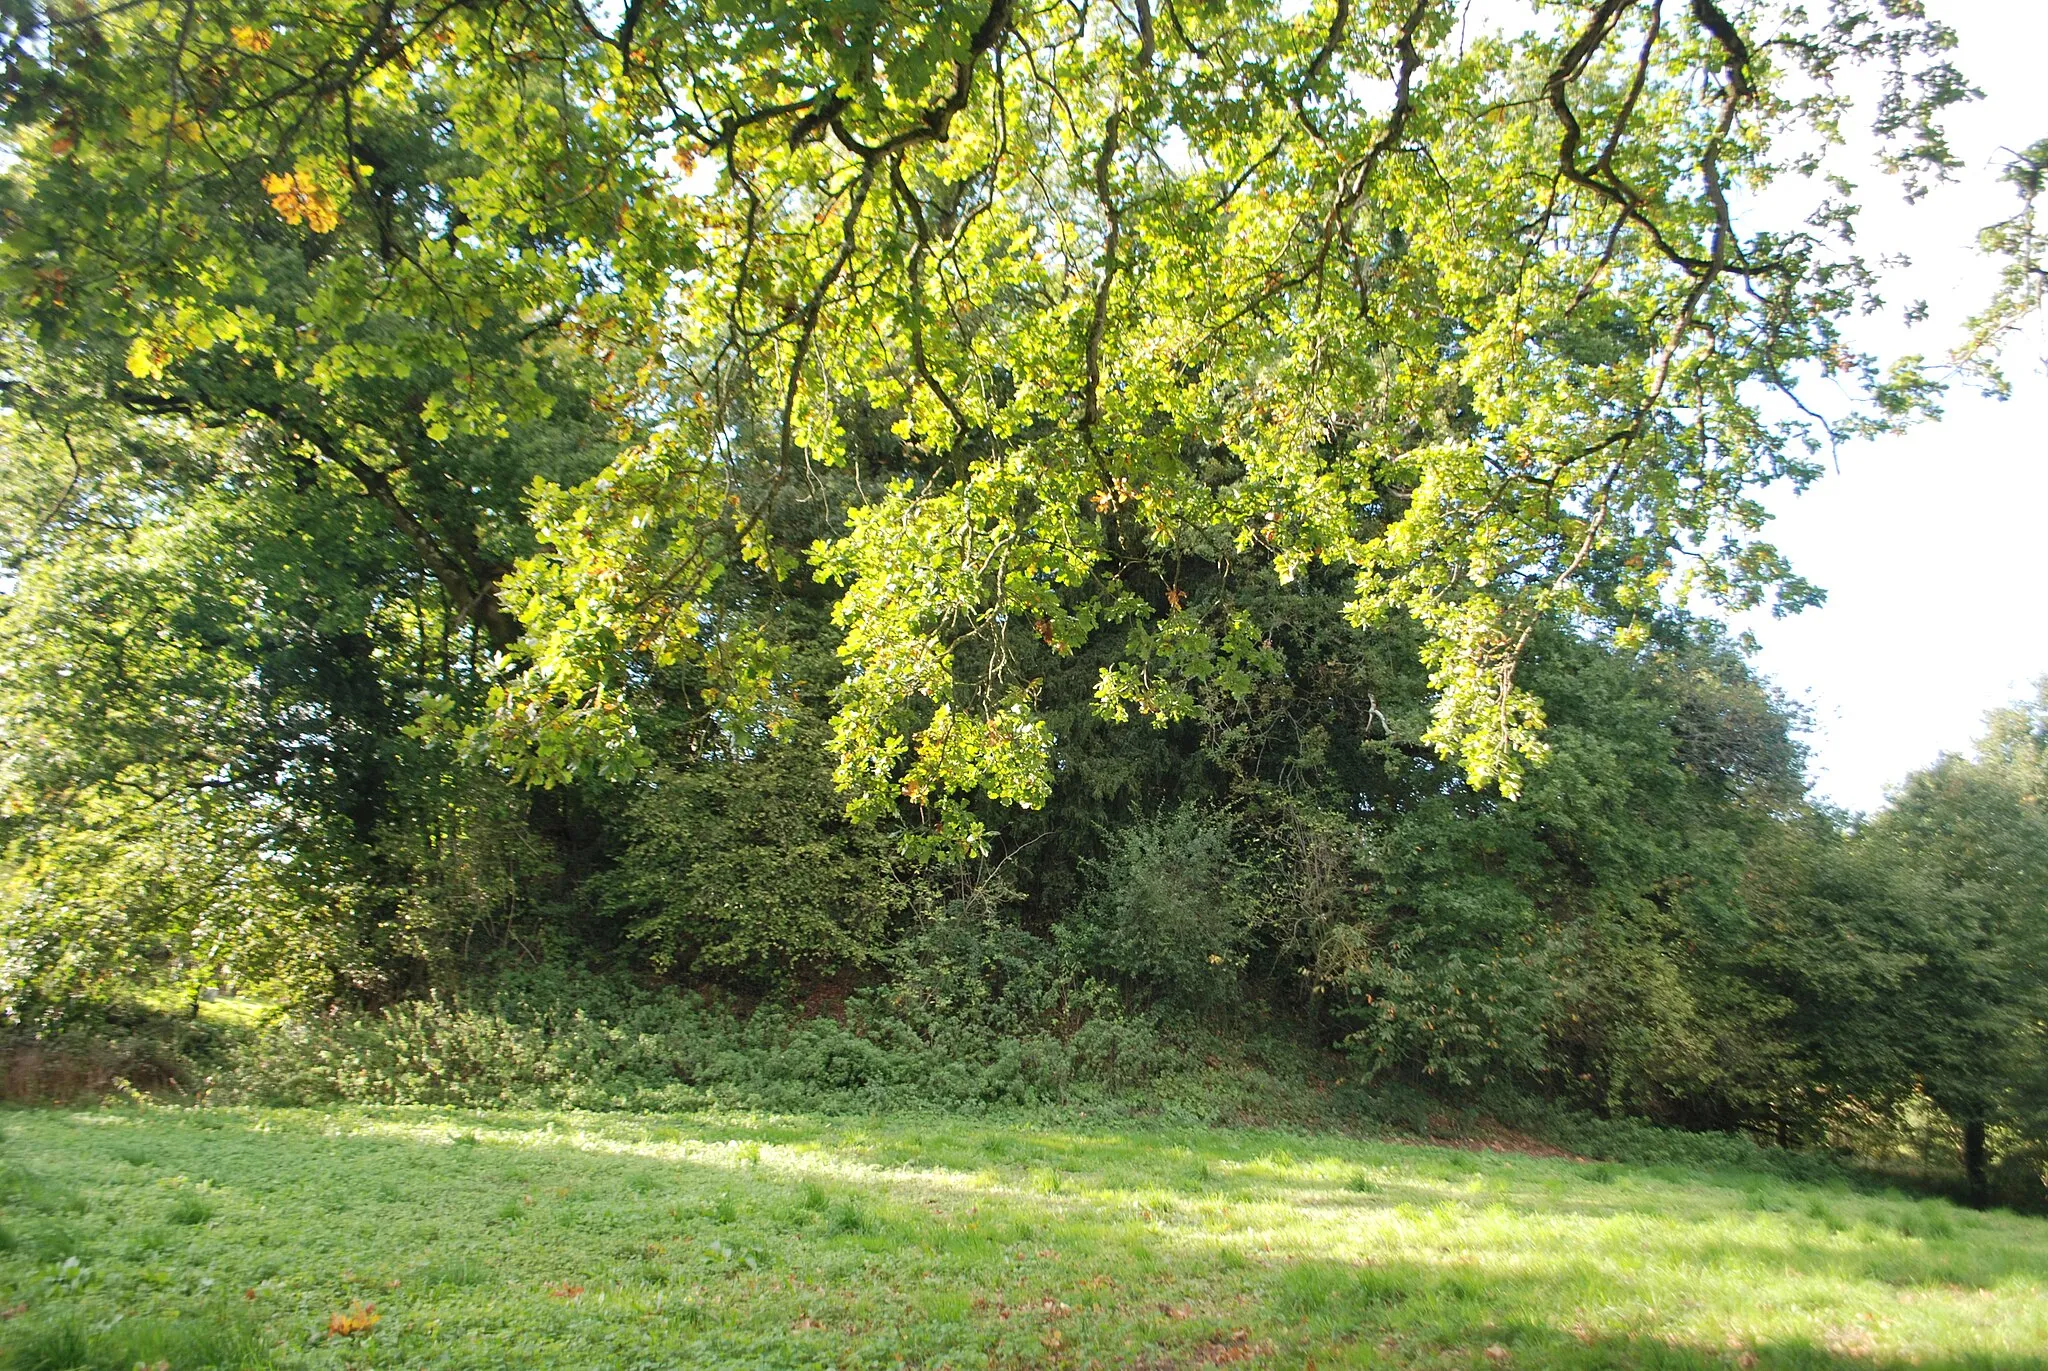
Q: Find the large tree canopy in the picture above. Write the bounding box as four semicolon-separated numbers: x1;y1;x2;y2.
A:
0;0;1974;849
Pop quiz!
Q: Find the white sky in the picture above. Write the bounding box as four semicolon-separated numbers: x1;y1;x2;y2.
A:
1727;0;2048;814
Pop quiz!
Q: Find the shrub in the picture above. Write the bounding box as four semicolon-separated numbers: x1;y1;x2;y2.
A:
593;725;915;984
1058;805;1249;1011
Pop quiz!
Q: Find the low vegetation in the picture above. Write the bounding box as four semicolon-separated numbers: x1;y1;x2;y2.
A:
3;1105;2045;1370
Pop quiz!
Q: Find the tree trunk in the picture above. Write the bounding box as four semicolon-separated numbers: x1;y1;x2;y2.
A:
1962;1117;1990;1208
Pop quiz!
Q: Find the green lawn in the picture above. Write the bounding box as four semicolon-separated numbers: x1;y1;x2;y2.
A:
1;1105;2044;1369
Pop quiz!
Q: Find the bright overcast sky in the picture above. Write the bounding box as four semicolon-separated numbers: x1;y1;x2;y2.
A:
1725;0;2048;814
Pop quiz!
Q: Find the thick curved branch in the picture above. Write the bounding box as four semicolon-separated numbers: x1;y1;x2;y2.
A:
1082;106;1125;441
828;0;1013;160
889;156;971;440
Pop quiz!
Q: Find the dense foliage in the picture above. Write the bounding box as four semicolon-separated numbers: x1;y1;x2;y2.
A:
1;0;2043;1206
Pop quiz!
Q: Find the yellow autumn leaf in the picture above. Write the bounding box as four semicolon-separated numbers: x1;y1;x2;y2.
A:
124;335;166;379
230;25;271;53
262;169;339;233
326;1301;380;1337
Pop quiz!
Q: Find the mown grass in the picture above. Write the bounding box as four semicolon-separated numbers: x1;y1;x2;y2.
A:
0;1104;2043;1369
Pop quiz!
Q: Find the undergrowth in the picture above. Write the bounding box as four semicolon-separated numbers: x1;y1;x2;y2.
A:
194;962;1870;1194
0;946;1948;1200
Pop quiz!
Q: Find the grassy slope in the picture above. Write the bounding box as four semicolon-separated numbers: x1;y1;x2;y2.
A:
1;1106;2044;1370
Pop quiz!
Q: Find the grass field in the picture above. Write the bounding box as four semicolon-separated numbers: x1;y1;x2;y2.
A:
0;1105;2044;1370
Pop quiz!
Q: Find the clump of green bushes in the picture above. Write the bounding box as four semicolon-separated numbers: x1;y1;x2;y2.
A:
218;940;1352;1124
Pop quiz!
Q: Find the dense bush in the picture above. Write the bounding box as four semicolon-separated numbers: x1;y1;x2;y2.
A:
593;722;915;984
1055;805;1249;1010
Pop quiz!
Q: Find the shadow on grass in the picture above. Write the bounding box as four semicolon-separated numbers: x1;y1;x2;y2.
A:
1267;1255;2048;1370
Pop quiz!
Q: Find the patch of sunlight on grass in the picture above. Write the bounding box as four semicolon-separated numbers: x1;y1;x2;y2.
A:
1;1104;2045;1369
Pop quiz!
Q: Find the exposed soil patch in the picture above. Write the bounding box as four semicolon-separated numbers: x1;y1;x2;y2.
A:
1410;1115;1589;1162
